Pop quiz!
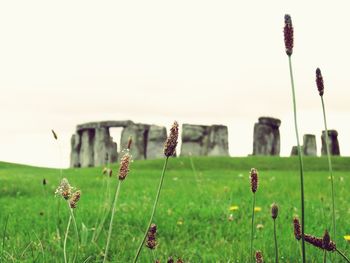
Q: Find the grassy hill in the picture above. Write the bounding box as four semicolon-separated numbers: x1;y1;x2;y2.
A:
0;156;349;262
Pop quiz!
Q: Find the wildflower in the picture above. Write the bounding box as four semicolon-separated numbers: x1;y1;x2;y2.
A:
229;205;239;211
167;257;174;263
255;250;264;263
164;121;179;157
344;235;350;242
250;168;258;193
69;190;81;209
254;206;262;212
284;14;294;56
177;219;184;225
146;223;157;250
316;68;324;96
55;178;73;200
256;224;264;230
271;203;278;219
228;214;234;222
118;152;131;180
293;217;301;240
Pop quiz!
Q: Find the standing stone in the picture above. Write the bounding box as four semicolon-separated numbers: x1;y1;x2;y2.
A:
120;123;150;160
146;125;167;159
93;127;109;166
321;130;340;156
70;133;81;167
180;124;209;156
207;125;229;156
80;129;95;167
253;117;281;156
180;124;229;156
303;134;317;156
290;145;303;156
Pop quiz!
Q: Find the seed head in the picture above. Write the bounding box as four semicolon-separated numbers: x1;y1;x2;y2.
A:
271;203;278;219
43;178;47;186
316;68;324;96
164;121;179;157
176;259;184;263
51;129;58;140
322;230;336;251
127;136;133;150
167;257;174;263
284;14;294;56
250;168;258;193
255;251;264;263
118;152;131;180
293;217;301;240
55;178;73;200
146;223;157;249
69;190;81;209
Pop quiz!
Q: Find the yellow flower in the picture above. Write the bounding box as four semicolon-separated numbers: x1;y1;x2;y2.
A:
229;205;239;211
177;219;183;225
254;206;262;212
344;235;350;242
256;224;264;230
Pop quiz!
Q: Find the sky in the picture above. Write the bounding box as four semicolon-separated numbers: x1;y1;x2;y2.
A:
0;0;349;168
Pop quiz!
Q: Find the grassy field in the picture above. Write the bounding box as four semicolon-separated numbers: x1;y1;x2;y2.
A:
0;156;349;262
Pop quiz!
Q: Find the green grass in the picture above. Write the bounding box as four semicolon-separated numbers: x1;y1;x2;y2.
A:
0;156;349;262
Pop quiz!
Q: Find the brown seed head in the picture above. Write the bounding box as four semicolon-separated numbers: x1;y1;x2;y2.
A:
146;223;157;249
167;257;174;263
271;203;278;219
316;68;324;96
43;178;47;186
118;152;131;180
127;136;133;150
293;217;301;240
255;250;264;263
51;129;58;140
322;230;336;251
69;190;81;209
250;168;258;193
284;14;294;56
164;121;179;157
176;259;184;263
55;178;73;200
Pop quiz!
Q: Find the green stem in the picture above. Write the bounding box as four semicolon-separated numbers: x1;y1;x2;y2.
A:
67;202;79;263
336;248;350;262
273;219;278;263
103;180;122;263
63;214;72;263
288;56;306;263
133;157;169;263
250;193;256;263
321;96;336;240
323;250;327;263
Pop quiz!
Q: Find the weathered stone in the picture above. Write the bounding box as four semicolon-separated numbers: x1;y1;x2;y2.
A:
80;129;95;167
93;127;119;166
303;134;317;156
120;123;150;160
70;133;81;167
253;117;281;156
77;120;133;131
146;125;167;159
290;145;303;156
321;130;340;156
207;125;229;156
180;124;229;156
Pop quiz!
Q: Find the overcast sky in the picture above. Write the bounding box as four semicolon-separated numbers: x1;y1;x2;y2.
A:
0;0;349;168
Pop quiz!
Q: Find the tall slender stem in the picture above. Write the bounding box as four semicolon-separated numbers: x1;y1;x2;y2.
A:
321;96;336;240
67;202;79;263
336;248;350;262
63;215;72;263
103;180;122;263
288;56;306;263
133;157;169;263
323;250;327;263
250;193;256;263
273;219;278;263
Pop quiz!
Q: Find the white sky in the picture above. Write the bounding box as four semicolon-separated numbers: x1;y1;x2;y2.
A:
0;0;349;168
